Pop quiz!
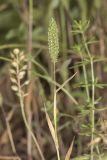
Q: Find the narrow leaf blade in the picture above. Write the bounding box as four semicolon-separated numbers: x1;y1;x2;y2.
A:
45;110;56;144
65;137;75;160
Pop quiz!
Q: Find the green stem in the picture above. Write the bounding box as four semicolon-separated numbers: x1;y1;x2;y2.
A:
53;62;60;160
53;63;57;134
81;31;95;160
16;57;45;160
80;53;90;102
90;58;95;160
19;88;45;160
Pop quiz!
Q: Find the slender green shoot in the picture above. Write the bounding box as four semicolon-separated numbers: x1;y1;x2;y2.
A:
48;17;60;160
10;48;45;160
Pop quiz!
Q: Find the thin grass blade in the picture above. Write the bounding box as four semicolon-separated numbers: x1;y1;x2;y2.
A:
65;137;75;160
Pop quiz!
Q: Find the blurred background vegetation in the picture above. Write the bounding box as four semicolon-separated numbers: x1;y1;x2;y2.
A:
0;0;107;160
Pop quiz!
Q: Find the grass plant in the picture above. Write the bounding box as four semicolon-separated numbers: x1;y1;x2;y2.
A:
10;48;45;160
